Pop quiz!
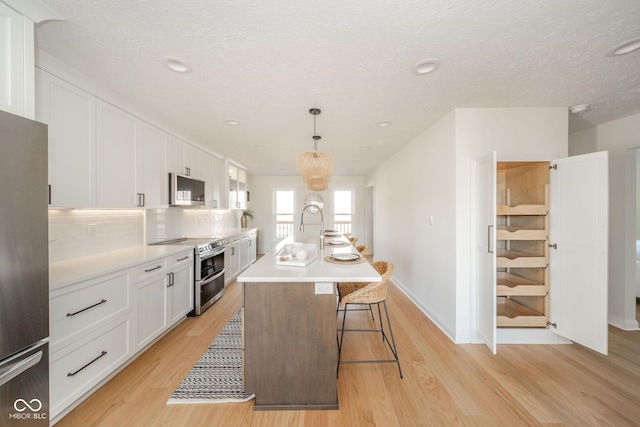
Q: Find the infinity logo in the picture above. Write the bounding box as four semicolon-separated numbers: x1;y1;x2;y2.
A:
14;398;42;412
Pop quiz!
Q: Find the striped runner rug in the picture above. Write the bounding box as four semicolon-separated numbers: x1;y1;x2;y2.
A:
167;309;255;404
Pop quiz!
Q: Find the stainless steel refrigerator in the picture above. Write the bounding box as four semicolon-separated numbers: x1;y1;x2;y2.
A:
0;110;49;426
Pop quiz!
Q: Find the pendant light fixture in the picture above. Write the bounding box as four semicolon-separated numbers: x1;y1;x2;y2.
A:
296;108;333;190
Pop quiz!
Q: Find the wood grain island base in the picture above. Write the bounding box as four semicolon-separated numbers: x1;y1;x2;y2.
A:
237;235;381;410
243;281;338;410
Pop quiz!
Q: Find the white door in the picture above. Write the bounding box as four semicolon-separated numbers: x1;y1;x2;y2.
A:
477;152;497;354
549;151;608;355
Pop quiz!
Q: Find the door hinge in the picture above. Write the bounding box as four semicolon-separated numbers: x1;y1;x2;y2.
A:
549;164;557;170
547;321;557;329
549;243;557;249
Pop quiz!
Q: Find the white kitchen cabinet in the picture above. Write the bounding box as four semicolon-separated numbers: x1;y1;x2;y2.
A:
50;315;131;420
225;237;241;285
135;121;167;208
211;155;226;208
36;69;97;207
167;251;194;324
240;236;250;272
165;134;186;175
49;268;133;421
133;272;168;351
133;250;193;350
0;3;34;118
96;100;137;207
228;162;247;209
477;151;609;355
248;231;257;264
184;143;200;178
50;270;130;354
166;134;201;178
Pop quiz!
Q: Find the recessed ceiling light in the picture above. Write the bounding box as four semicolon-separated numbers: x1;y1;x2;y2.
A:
607;37;640;57
412;59;440;75
255;145;265;149
377;121;391;127
361;146;371;150
162;56;192;73
569;104;590;115
226;120;241;126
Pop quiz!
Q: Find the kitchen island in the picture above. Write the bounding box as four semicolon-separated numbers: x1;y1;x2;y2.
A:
237;235;381;410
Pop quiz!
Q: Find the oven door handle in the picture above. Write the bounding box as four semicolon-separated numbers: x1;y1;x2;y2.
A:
200;268;225;285
199;248;225;261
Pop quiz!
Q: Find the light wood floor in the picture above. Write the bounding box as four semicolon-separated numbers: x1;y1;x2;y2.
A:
56;280;640;427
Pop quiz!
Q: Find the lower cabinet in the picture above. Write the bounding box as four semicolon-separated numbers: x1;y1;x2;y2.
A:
167;253;194;324
225;230;258;285
50;315;131;419
50;249;194;422
133;273;168;351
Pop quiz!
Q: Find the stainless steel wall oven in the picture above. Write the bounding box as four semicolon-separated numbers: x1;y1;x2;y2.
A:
194;239;226;315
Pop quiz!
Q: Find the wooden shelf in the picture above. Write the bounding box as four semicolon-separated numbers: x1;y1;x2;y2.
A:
497;204;548;216
496;249;547;268
496;272;546;296
496;297;547;327
496;226;547;241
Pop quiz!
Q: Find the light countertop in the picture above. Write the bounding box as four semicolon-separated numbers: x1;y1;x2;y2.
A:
49;245;193;291
50;228;259;291
238;235;381;283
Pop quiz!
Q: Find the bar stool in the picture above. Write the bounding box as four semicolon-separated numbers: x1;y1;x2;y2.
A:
336;261;402;378
355;245;369;255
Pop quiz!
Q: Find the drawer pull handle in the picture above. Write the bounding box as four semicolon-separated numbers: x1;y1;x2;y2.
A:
177;256;189;262
66;299;107;317
144;265;162;273
67;351;107;377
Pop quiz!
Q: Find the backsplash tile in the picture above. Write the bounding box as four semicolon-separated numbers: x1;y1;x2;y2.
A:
49;209;144;263
49;208;240;263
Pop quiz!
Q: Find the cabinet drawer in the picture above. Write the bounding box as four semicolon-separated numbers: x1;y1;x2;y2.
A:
132;258;168;281
50;315;131;418
169;250;193;268
51;271;129;350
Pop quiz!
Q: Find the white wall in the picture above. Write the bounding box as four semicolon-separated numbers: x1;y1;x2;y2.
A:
369;107;568;343
371;111;459;339
569;111;640;329
246;175;366;254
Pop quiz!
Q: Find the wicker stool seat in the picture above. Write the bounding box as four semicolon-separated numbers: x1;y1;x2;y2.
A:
355;245;369;255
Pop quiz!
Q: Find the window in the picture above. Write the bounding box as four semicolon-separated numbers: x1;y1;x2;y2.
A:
276;190;295;238
334;190;352;235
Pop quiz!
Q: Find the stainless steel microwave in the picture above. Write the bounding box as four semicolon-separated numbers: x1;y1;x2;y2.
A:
169;173;206;206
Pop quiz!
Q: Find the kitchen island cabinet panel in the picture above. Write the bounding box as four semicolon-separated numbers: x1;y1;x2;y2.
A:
243;281;338;410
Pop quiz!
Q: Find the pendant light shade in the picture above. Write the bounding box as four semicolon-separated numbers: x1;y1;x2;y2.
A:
297;108;333;188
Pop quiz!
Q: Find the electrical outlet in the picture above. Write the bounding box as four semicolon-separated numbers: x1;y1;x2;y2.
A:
88;223;97;236
315;282;333;295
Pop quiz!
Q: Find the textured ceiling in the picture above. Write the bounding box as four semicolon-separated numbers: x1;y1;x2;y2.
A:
34;0;640;175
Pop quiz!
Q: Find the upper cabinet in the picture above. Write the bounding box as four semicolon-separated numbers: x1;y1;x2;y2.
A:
96;100;137;208
166;134;200;179
36;70;97;208
0;3;34;118
135;121;167;208
36;70;228;209
228;163;247;209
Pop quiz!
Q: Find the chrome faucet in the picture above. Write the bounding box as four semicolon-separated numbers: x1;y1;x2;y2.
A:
300;205;324;234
